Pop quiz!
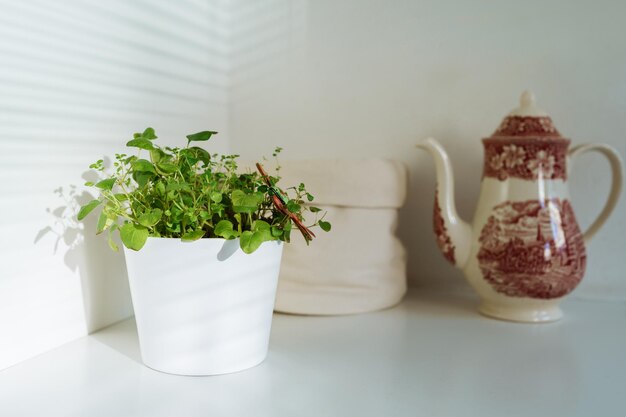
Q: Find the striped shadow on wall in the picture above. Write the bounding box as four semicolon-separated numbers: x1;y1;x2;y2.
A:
0;0;231;370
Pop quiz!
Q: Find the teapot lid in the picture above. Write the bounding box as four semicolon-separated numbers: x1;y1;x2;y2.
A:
489;91;563;138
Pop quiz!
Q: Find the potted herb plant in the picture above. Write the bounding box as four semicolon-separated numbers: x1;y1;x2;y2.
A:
78;128;330;375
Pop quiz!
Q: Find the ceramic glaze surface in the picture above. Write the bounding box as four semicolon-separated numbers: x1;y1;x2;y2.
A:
417;91;623;322
477;199;586;299
124;238;283;375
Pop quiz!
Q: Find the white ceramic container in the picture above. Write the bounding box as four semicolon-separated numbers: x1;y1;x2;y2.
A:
124;238;283;375
417;91;623;323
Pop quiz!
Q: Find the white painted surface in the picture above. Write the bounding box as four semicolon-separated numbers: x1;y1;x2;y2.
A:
124;238;283;376
0;0;231;370
0;291;624;417
228;0;626;300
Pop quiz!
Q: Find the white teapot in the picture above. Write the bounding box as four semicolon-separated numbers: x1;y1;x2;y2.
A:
417;91;623;322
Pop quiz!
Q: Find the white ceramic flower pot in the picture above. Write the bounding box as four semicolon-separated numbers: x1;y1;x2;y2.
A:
123;238;283;376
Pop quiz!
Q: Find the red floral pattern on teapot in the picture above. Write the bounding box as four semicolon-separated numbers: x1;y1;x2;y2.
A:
483;136;569;181
433;189;455;264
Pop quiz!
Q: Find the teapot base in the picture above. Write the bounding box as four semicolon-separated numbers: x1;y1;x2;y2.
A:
478;302;563;323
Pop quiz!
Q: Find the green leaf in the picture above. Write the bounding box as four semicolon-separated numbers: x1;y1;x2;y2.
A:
96;211;107;234
108;225;119;251
120;223;149;251
306;193;314;202
157;162;178;174
240;230;266;254
188;146;211;164
132;159;156;173
232;190;264;213
309;206;322;213
166;182;190;192
287;200;301;213
77;200;101;220
113;193;128;202
84;181;94;186
126;138;155;150
252;220;273;243
142;127;157;140
253;220;271;232
271;226;283;238
186;131;217;143
181;230;205;241
95;178;116;191
319;220;331;232
234;213;242;234
214;220;238;239
210;191;222;203
150;149;164;164
138;208;162;227
96;210;115;234
133;171;152;188
211;203;225;217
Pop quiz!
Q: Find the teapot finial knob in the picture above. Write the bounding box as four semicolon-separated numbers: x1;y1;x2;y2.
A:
520;90;535;109
508;90;547;117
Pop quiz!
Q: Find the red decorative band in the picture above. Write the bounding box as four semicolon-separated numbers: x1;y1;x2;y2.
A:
493;116;561;137
482;138;569;181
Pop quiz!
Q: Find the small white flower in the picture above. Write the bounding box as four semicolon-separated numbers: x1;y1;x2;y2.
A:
501;144;526;169
538;118;556;133
527;150;555;177
490;154;504;170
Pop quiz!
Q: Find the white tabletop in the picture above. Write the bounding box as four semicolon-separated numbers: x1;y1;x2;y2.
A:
1;291;625;417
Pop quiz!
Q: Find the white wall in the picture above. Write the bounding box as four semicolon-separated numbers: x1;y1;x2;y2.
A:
229;0;626;299
0;0;230;370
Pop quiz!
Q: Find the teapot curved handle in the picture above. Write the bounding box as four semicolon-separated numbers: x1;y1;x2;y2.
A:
568;144;624;243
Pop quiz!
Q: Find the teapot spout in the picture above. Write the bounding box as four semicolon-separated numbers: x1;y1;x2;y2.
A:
417;138;472;269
